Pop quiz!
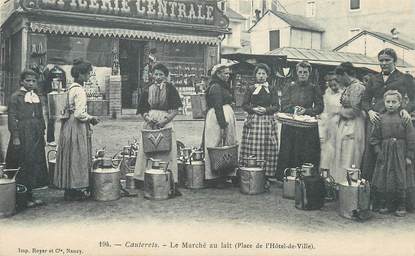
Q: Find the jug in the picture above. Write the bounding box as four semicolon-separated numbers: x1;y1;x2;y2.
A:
283;167;299;199
295;169;325;210
0;168;20;218
338;166;371;220
91;157;121;201
239;156;267;195
185;150;205;189
144;158;174;200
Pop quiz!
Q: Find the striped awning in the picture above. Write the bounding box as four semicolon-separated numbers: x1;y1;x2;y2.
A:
29;22;220;46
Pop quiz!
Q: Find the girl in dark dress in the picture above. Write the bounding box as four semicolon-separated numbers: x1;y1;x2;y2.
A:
276;61;324;181
370;90;415;217
240;63;279;177
362;48;415;180
6;69;49;208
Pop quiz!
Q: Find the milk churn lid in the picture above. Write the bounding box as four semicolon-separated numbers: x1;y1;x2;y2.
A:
240;166;263;172
346;165;360;172
145;169;166;175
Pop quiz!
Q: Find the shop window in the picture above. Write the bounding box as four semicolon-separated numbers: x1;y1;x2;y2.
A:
350;0;360;10
269;30;280;51
47;35;112;67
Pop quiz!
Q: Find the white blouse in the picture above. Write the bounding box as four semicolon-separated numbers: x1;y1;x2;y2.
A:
68;83;91;122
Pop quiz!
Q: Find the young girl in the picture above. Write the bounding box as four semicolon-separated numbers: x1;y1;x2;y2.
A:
6;69;49;207
370;90;415;217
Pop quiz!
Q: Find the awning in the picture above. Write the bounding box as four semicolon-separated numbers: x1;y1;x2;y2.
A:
266;47;412;72
29;22;220;46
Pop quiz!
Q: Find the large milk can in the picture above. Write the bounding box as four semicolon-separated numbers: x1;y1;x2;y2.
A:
144;159;174;200
338;166;371;220
283;168;299;199
48;91;69;119
0;168;20;218
295;170;325;210
91;158;121;201
239;156;266;195
185;150;205;189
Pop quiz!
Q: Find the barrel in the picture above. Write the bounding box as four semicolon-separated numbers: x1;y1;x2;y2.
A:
0;179;16;218
185;161;205;189
338;182;371;220
91;168;121;201
144;170;172;200
239;167;265;195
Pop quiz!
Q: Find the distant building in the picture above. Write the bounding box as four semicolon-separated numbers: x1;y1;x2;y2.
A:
278;0;415;50
334;30;415;74
222;7;246;54
249;10;324;54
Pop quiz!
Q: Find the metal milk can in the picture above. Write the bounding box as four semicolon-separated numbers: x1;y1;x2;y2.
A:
239;156;267;195
283;167;299;199
295;169;325;210
338;166;371;220
185;149;205;189
144;159;174;200
91;158;121;202
0;168;20;218
177;148;192;188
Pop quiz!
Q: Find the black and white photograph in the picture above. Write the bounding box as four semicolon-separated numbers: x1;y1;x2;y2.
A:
0;0;414;255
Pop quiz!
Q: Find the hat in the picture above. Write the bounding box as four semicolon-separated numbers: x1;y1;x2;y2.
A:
211;63;229;76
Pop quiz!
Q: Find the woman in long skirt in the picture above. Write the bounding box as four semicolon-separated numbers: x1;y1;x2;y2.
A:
319;71;343;172
332;62;366;184
54;58;100;201
204;64;238;188
276;61;324;181
239;63;279;178
134;64;182;191
6;69;49;207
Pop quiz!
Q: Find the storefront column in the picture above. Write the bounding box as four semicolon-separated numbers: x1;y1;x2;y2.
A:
21;26;28;71
109;75;122;118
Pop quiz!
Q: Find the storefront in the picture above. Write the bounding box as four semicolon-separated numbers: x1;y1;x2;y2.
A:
0;0;229;115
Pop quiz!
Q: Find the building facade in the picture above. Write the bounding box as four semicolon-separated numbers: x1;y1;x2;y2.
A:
278;0;415;50
0;0;229;114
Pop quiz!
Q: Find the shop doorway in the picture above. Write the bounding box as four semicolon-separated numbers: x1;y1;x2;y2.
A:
119;39;145;111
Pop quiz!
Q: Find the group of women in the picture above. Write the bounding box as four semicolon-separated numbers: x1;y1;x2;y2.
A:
5;48;415;217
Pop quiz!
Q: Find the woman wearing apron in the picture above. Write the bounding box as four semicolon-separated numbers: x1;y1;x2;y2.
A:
239;63;279;178
54;58;100;201
204;64;238;188
134;64;182;191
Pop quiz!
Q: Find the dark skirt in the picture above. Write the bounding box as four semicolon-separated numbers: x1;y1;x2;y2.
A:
240;113;278;176
276;124;320;180
5;118;49;191
372;138;415;193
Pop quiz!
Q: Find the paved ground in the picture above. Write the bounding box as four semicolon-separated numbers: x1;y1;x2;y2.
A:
1;115;414;256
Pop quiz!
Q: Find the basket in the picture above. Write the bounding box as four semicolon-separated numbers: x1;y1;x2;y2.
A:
276;113;318;128
142;127;172;153
207;144;238;175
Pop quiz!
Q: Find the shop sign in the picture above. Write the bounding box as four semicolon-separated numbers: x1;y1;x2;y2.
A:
20;0;229;28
